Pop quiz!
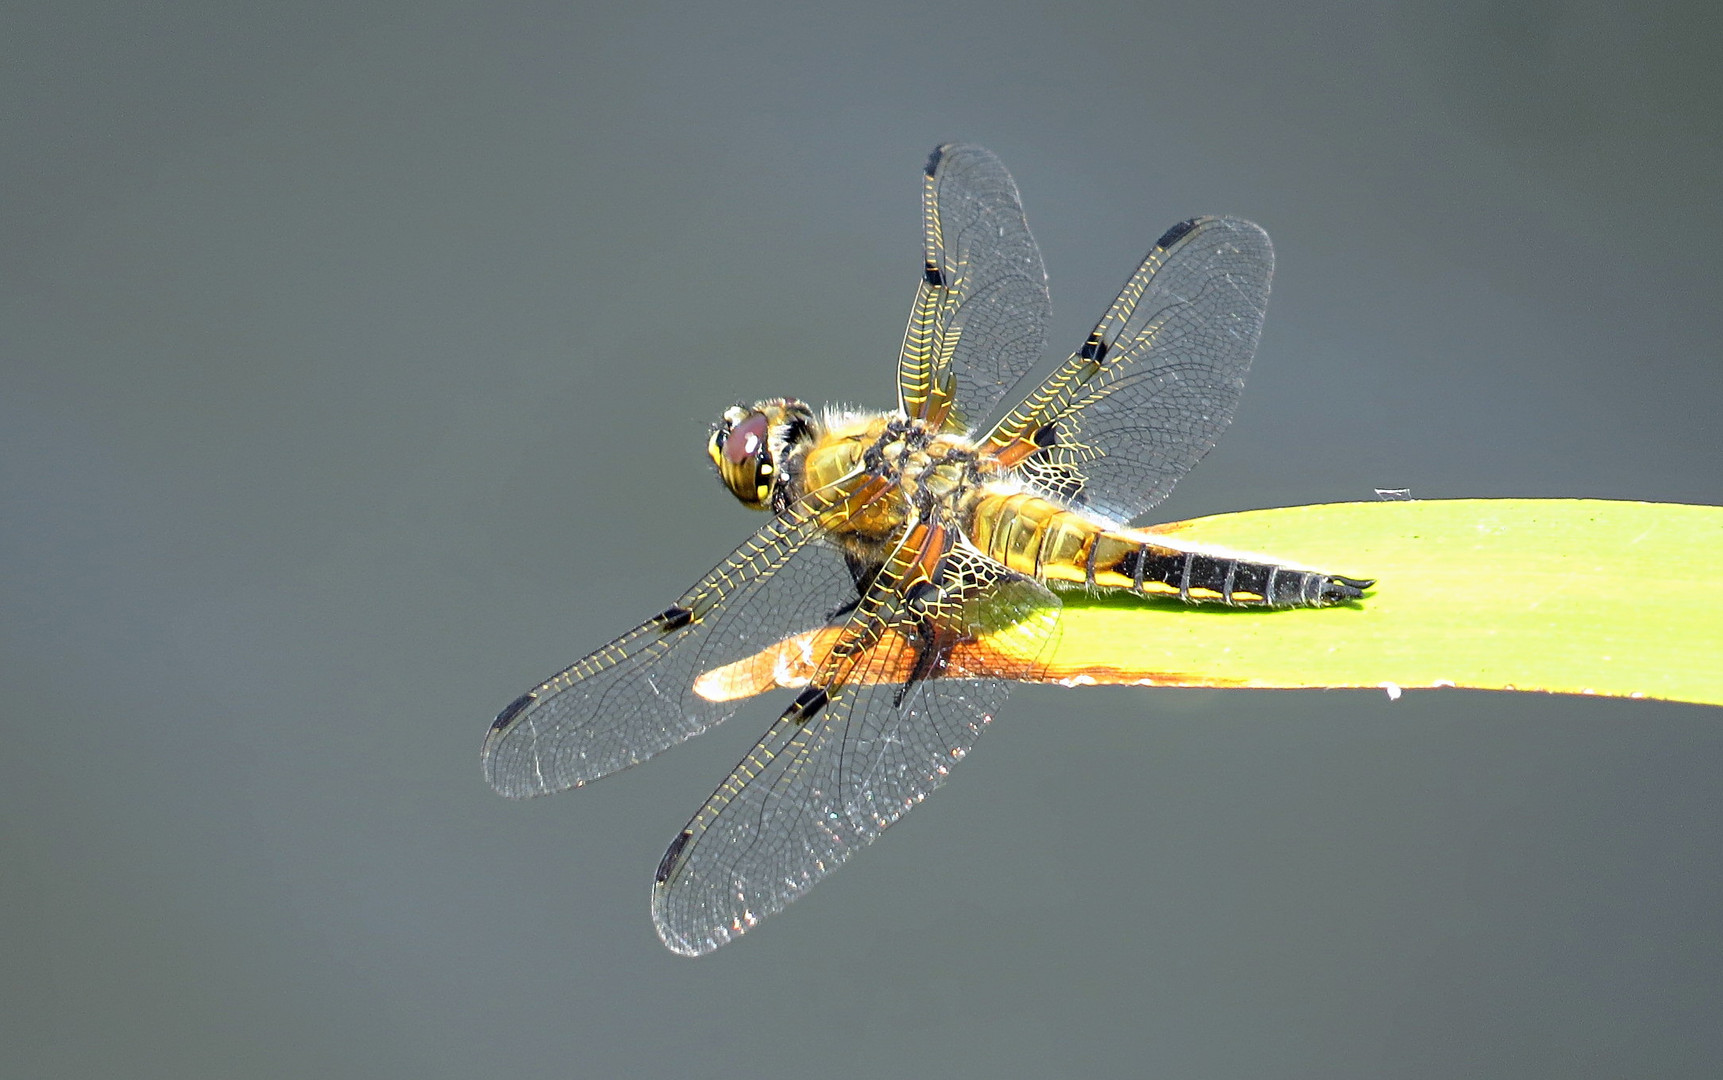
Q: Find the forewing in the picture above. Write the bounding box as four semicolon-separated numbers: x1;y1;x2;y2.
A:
897;143;1051;432
650;538;1060;955
982;217;1273;523
481;487;864;799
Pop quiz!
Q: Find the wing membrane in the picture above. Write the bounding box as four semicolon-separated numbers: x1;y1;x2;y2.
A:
650;532;1060;956
481;484;868;799
982;217;1273;523
897;143;1050;432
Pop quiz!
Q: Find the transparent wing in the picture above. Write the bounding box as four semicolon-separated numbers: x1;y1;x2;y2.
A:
481;484;868;799
897;143;1051;433
981;217;1273;523
650;534;1061;956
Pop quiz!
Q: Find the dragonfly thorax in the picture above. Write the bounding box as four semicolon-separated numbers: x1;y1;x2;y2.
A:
788;409;999;541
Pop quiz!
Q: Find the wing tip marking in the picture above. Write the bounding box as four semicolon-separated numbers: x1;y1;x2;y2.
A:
656;605;695;632
1154;218;1200;250
656;829;693;885
490;691;536;733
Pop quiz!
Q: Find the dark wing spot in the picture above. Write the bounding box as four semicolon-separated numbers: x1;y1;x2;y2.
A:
785;685;830;724
924;261;945;288
491;692;536;732
656;830;693;884
656;605;695;632
1154;218;1200;250
925;145;946;177
1079;332;1109;365
1032;423;1058;448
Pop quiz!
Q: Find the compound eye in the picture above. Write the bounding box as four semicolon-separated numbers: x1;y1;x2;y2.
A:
723;411;770;466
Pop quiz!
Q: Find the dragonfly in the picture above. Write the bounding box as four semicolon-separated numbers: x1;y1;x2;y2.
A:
483;144;1372;955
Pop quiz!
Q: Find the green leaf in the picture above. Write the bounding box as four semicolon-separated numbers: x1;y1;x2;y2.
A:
1047;499;1723;706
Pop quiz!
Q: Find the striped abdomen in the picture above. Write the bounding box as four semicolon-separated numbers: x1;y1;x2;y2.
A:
966;491;1371;607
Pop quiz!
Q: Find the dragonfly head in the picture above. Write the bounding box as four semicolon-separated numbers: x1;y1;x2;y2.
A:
709;399;814;511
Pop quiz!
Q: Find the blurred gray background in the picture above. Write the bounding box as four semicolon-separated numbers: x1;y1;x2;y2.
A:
5;2;1722;1077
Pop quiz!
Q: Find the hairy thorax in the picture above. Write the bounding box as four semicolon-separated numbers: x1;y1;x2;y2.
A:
793;411;1006;558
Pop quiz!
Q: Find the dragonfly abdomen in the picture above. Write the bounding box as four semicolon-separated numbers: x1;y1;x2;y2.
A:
968;491;1370;607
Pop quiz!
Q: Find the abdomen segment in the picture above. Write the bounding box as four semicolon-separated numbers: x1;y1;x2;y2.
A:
967;492;1372;607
